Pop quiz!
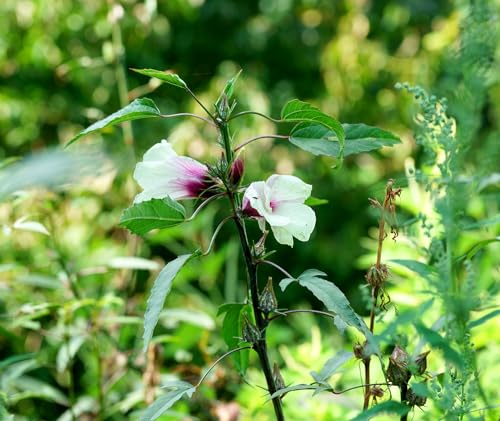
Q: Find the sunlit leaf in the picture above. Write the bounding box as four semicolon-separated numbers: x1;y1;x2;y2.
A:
310;351;352;383
119;198;186;236
138;380;195;421
269;384;316;400
12;217;50;236
131;69;188;89
415;323;463;367
468;309;500;329
282;100;345;154
108;256;160;271
66;98;161;146
390;259;437;282
290;123;400;157
280;269;379;355
217;303;251;374
143;254;194;352
56;336;86;373
304;197;328;206
351;401;410;420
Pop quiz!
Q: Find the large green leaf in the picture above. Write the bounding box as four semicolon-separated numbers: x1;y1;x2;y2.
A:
280;269;379;355
281;100;345;151
119;198;186;236
143;254;194;352
66;98;161;146
351;401;410;420
217;303;251;374
289;123;400;157
415;323;463;367
138;380;195;421
310;350;353;383
131;68;188;90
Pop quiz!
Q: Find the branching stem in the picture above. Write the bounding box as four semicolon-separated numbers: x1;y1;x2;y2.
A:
234;135;289;152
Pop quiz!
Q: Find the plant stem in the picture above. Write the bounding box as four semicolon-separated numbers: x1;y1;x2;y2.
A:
219;118;285;421
400;382;408;421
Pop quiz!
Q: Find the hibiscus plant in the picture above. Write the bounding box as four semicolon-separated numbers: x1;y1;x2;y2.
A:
68;69;402;421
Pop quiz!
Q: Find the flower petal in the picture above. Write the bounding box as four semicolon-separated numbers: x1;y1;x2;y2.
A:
273;202;316;242
267;174;312;204
270;225;294;246
142;139;177;162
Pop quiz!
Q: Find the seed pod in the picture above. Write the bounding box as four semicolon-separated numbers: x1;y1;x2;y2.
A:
259;277;278;314
370;386;384;399
407;387;427;407
273;362;286;391
387;345;411;386
365;264;389;287
353;341;370;362
414;350;430;375
242;314;260;344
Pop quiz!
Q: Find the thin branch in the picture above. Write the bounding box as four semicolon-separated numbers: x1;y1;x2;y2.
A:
202;216;233;256
186;193;225;222
195;346;252;388
185;86;215;120
160;113;216;127
228;110;285;123
235;134;289;152
268;309;337;323
257;259;294;280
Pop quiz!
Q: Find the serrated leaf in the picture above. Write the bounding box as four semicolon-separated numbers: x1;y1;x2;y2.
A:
310;351;352;383
282;100;344;153
282;269;379;355
415;323;463;367
138;381;195;421
131;68;188;90
66;98;161;146
351;401;410;420
119;198;186;236
217;303;250;374
289;123;400;158
143;254;194;352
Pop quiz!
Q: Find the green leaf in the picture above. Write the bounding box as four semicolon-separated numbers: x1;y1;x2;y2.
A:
131;68;188;90
289;123;400;158
310;351;352;383
119;198;186;236
415;323;463;367
216;69;242;109
56;336;86;373
304;196;329;206
455;237;500;262
390;259;437;282
269;384;316;400
468;309;500;329
138;380;195;421
280;269;379;355
281;100;345;152
217;303;251;374
351;401;410;420
66;98;161;146
143;254;194;352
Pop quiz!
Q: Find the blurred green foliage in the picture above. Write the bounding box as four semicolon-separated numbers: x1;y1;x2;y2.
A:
0;0;498;420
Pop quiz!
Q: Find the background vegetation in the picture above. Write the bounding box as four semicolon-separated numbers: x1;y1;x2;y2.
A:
0;0;498;420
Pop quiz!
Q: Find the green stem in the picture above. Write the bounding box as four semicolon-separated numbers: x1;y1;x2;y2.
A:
219;117;284;421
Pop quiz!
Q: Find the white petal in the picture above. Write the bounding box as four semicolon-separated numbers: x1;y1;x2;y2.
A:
270;226;294;246
244;182;289;226
142;139;177;162
133;186;171;203
267;174;312;203
273;202;316;242
133;161;173;190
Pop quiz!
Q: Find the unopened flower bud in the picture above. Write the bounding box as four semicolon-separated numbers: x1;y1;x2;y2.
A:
242;314;260;344
370;386;384;399
229;158;244;185
353;341;370;362
259;277;278;314
407;387;427;407
387;345;411;386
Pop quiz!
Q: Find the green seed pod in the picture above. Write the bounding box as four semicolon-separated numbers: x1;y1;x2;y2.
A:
273;362;286;391
242;314;260;344
387;345;411;386
259;277;278;314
